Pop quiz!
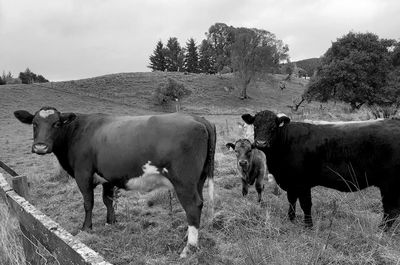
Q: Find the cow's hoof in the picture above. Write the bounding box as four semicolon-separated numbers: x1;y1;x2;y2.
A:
179;244;198;258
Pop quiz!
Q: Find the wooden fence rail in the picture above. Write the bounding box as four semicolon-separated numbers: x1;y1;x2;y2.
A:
0;168;112;265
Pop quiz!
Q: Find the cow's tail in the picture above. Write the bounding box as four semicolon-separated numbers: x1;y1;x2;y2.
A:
201;118;216;220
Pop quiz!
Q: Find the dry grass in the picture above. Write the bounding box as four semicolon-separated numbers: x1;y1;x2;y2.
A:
1;72;400;264
0;201;25;265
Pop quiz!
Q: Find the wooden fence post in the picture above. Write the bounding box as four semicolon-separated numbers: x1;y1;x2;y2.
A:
12;175;43;265
12;175;29;200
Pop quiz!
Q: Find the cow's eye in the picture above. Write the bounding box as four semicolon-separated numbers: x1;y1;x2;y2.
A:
53;121;62;128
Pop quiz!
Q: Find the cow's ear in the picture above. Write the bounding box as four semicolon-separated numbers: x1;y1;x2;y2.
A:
276;114;290;127
14;110;34;124
242;114;255;124
60;113;76;125
226;143;235;150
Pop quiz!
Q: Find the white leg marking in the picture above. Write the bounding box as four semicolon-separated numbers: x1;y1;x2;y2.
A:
187;226;198;246
180;226;198;258
39;109;55;118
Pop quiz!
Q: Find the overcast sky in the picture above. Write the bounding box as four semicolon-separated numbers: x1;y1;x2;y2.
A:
1;0;399;81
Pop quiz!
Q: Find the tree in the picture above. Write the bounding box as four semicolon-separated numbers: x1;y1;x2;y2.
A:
0;76;5;85
36;75;49;83
206;23;235;72
304;32;397;110
165;37;184;72
19;68;49;84
184;38;199;73
230;27;289;99
19;68;34;84
294;58;321;77
198;39;216;74
148;40;167;71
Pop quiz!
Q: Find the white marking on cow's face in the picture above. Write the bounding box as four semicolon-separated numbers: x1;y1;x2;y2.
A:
39;109;55;118
125;161;173;192
267;173;275;183
162;168;169;174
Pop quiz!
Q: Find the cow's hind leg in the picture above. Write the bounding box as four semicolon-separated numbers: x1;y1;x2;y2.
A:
174;181;203;258
299;189;313;228
287;191;298;222
102;183;116;224
380;186;400;231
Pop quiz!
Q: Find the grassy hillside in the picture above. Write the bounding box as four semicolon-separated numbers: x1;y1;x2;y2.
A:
50;71;308;114
1;72;399;265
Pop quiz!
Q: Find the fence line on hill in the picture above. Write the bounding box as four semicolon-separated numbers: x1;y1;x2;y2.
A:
0;161;112;265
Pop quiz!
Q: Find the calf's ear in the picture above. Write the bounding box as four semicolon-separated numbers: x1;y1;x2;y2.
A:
60;112;76;125
241;114;255;125
276;114;290;127
226;143;235;150
14;110;34;124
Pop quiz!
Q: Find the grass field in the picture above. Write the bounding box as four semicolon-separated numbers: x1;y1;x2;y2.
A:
0;72;399;264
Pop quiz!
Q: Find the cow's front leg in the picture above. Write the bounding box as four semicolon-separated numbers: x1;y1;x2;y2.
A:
75;170;95;231
287;191;298;222
255;176;264;202
242;179;249;197
299;189;313;228
102;183;116;224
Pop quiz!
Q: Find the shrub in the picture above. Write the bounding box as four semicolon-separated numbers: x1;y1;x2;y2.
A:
154;78;191;106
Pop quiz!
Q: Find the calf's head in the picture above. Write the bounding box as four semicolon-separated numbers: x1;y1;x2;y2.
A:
226;139;254;171
14;107;76;154
241;110;290;149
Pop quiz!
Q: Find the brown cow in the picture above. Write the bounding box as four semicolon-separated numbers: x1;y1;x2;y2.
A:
14;106;216;257
226;139;279;202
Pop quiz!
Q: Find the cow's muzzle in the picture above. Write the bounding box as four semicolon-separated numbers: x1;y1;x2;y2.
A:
32;143;49;155
255;140;269;148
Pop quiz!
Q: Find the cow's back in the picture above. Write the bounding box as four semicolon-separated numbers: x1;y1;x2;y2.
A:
87;113;209;184
271;119;400;191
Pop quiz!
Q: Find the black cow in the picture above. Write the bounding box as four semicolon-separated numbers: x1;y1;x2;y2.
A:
226;139;279;202
242;110;400;230
14;107;216;257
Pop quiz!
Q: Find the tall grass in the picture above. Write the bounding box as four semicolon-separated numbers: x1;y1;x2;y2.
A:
0;202;25;265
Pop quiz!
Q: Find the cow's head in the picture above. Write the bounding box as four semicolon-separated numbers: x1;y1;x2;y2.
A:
241;110;290;149
14;107;76;154
226;139;254;171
